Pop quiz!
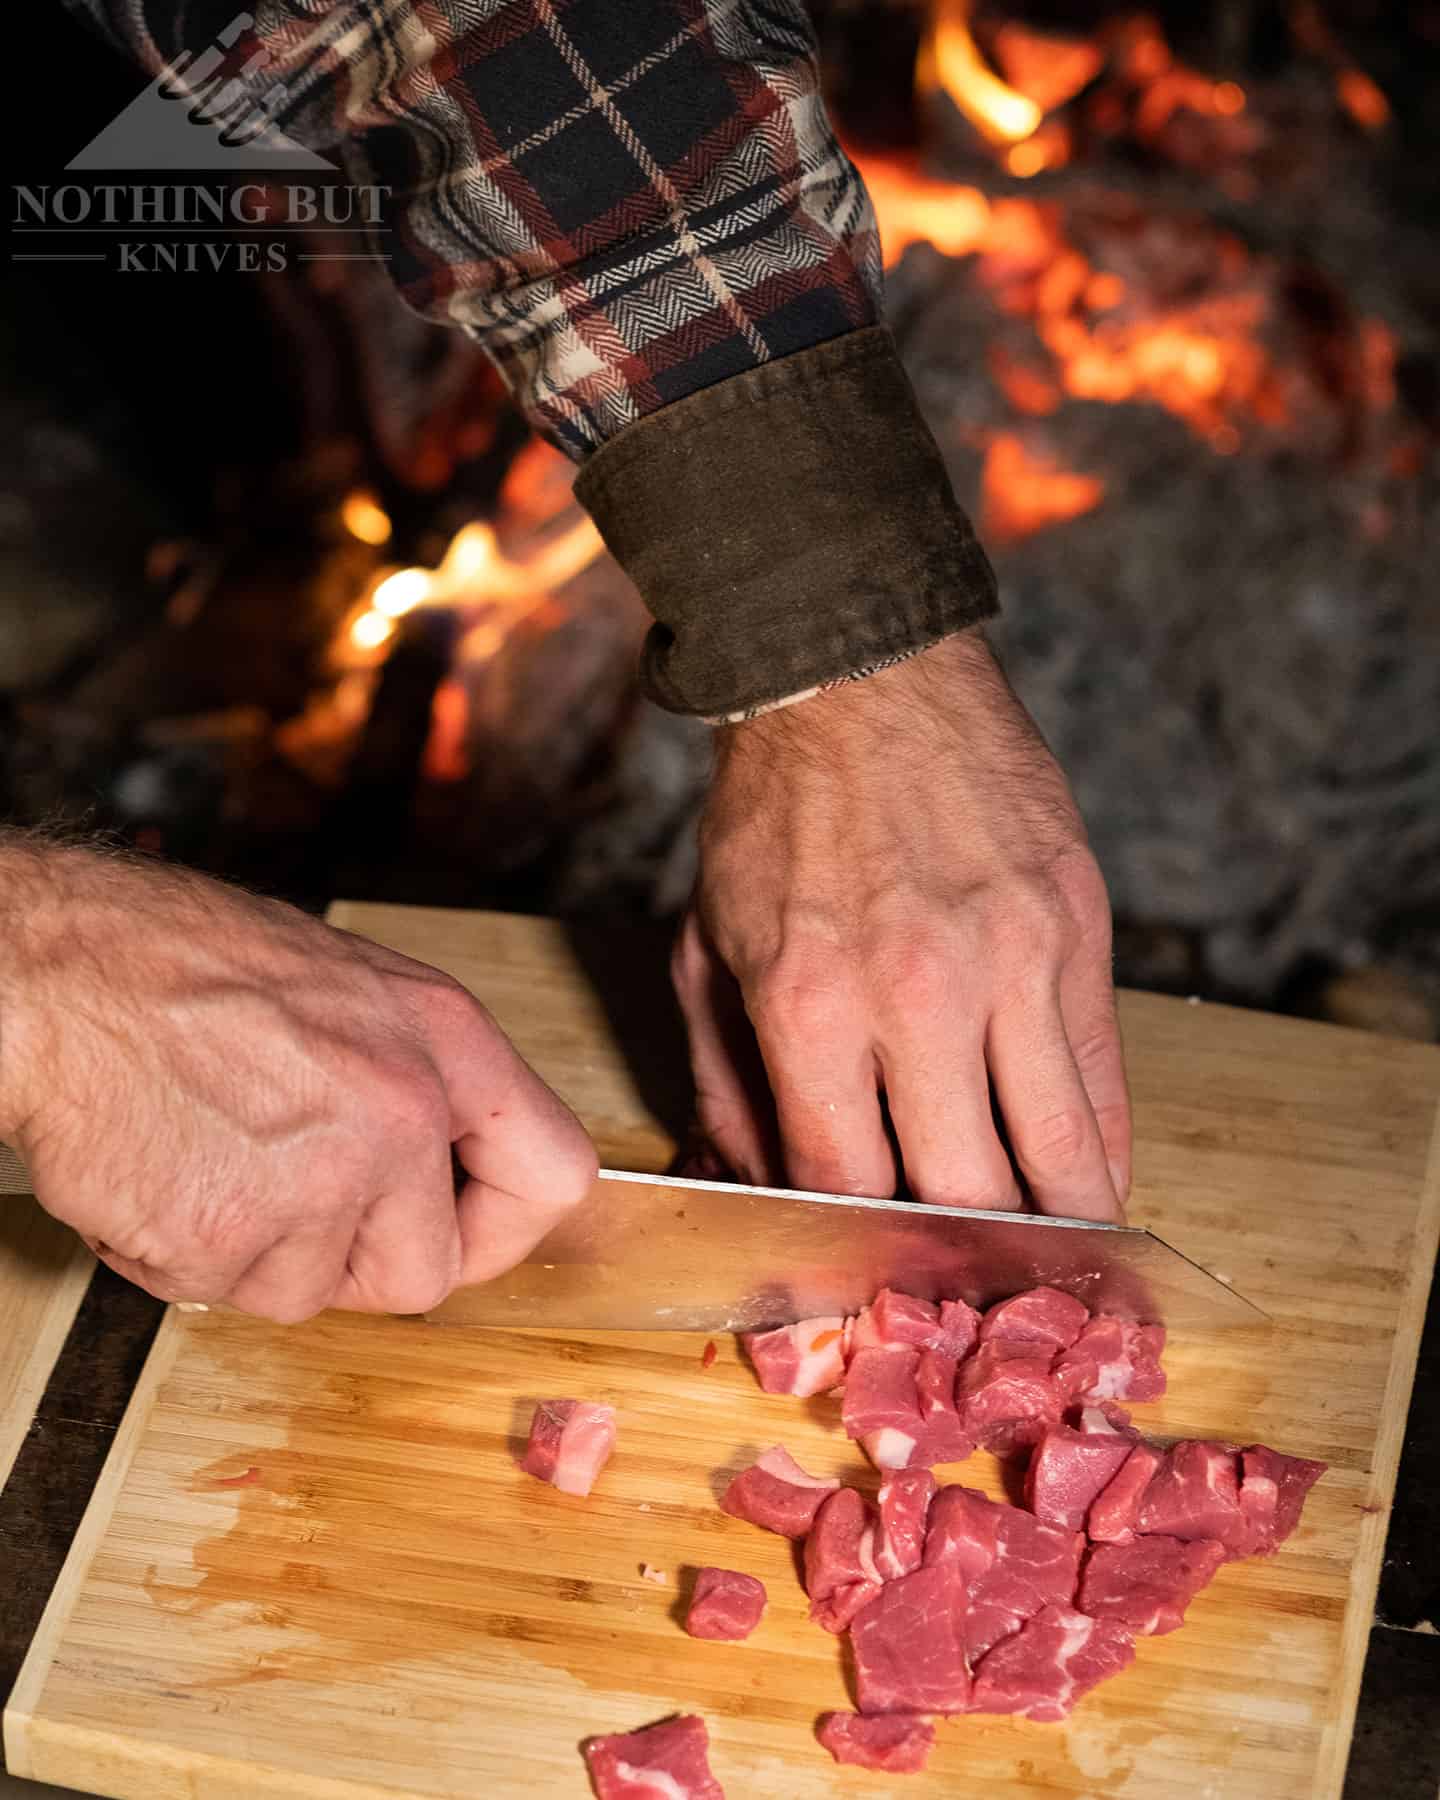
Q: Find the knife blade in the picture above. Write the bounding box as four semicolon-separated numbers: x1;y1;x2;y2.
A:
426;1168;1263;1332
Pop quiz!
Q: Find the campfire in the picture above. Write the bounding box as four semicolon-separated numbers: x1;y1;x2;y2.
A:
5;0;1436;1024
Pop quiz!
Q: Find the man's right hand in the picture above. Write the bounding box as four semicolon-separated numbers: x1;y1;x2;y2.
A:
0;843;596;1321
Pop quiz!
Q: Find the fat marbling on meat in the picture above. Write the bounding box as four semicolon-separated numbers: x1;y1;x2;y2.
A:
719;1445;839;1538
582;1714;725;1800
816;1712;935;1772
970;1604;1136;1721
1080;1535;1228;1635
521;1400;616;1498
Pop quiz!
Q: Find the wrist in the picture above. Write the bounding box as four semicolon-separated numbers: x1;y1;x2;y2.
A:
0;837;73;1144
718;627;999;759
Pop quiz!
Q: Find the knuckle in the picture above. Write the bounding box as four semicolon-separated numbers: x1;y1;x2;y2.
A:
747;947;847;1037
1016;1106;1093;1176
245;1291;328;1326
1050;850;1112;938
380;1267;453;1317
873;933;955;1017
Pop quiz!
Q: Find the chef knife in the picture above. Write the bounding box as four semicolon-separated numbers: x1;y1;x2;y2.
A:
426;1167;1263;1332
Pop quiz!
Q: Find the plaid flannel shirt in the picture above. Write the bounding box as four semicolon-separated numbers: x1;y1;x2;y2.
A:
69;0;998;717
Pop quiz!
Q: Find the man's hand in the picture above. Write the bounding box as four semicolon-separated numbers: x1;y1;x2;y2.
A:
673;631;1129;1221
0;844;596;1320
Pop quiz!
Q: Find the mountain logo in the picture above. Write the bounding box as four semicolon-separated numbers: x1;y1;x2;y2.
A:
68;11;334;171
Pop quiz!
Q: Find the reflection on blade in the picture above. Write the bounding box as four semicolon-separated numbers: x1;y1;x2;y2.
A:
428;1171;1264;1333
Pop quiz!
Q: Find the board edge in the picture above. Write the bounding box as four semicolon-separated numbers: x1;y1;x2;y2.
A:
3;1305;186;1779
1313;1090;1440;1798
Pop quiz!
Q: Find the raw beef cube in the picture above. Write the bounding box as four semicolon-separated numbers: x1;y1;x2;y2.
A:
816;1712;935;1773
923;1487;1083;1660
1137;1441;1247;1550
1025;1412;1138;1531
522;1400;617;1498
804;1488;882;1633
956;1343;1063;1453
965;1506;1086;1660
979;1286;1089;1353
684;1568;767;1642
843;1347;924;1469
850;1561;972;1716
970;1604;1135;1722
912;1350;975;1466
582;1714;725;1800
849;1290;945;1354
1054;1317;1167;1405
1079;1535;1226;1635
1236;1446;1327;1556
1088;1444;1164;1544
923;1484;1001;1582
874;1469;937;1580
720;1446;840;1538
938;1297;981;1359
742;1317;847;1397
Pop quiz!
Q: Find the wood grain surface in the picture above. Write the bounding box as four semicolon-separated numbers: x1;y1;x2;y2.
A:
7;903;1439;1800
0;1201;93;1493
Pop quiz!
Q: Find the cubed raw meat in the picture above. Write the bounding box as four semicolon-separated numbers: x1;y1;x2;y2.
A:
521;1400;616;1498
979;1286;1089;1353
923;1483;1002;1582
1236;1445;1327;1556
964;1504;1086;1661
912;1350;975;1465
956;1343;1063;1453
582;1714;724;1799
719;1446;840;1538
850;1560;972;1716
1079;1535;1227;1635
938;1297;981;1359
742;1317;847;1397
922;1487;1083;1661
1026;1412;1138;1531
843;1347;924;1469
874;1469;937;1580
1088;1443;1163;1544
1054;1317;1167;1405
970;1604;1135;1722
684;1568;767;1642
816;1712;935;1772
804;1488;882;1633
1136;1441;1247;1549
848;1290;945;1354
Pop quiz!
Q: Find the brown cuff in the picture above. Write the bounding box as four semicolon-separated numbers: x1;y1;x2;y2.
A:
573;325;999;719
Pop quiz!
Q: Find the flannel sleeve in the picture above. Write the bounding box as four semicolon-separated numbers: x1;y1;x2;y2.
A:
67;0;998;718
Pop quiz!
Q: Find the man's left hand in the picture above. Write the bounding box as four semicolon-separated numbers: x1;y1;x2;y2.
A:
672;631;1129;1222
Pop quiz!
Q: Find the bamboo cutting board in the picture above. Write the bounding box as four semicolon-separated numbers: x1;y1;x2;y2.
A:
7;904;1439;1800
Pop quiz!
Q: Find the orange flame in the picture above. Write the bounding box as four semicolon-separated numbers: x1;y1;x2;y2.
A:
919;0;1043;144
981;434;1105;543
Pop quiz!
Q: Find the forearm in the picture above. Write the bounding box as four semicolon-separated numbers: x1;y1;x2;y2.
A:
69;0;997;717
0;834;62;1144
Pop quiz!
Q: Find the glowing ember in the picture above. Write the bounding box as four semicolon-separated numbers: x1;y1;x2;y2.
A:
372;567;433;618
991;23;1102;115
1336;68;1389;131
340;490;393;546
350;609;395;651
981;434;1105;543
919;0;1042;144
854;153;991;263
